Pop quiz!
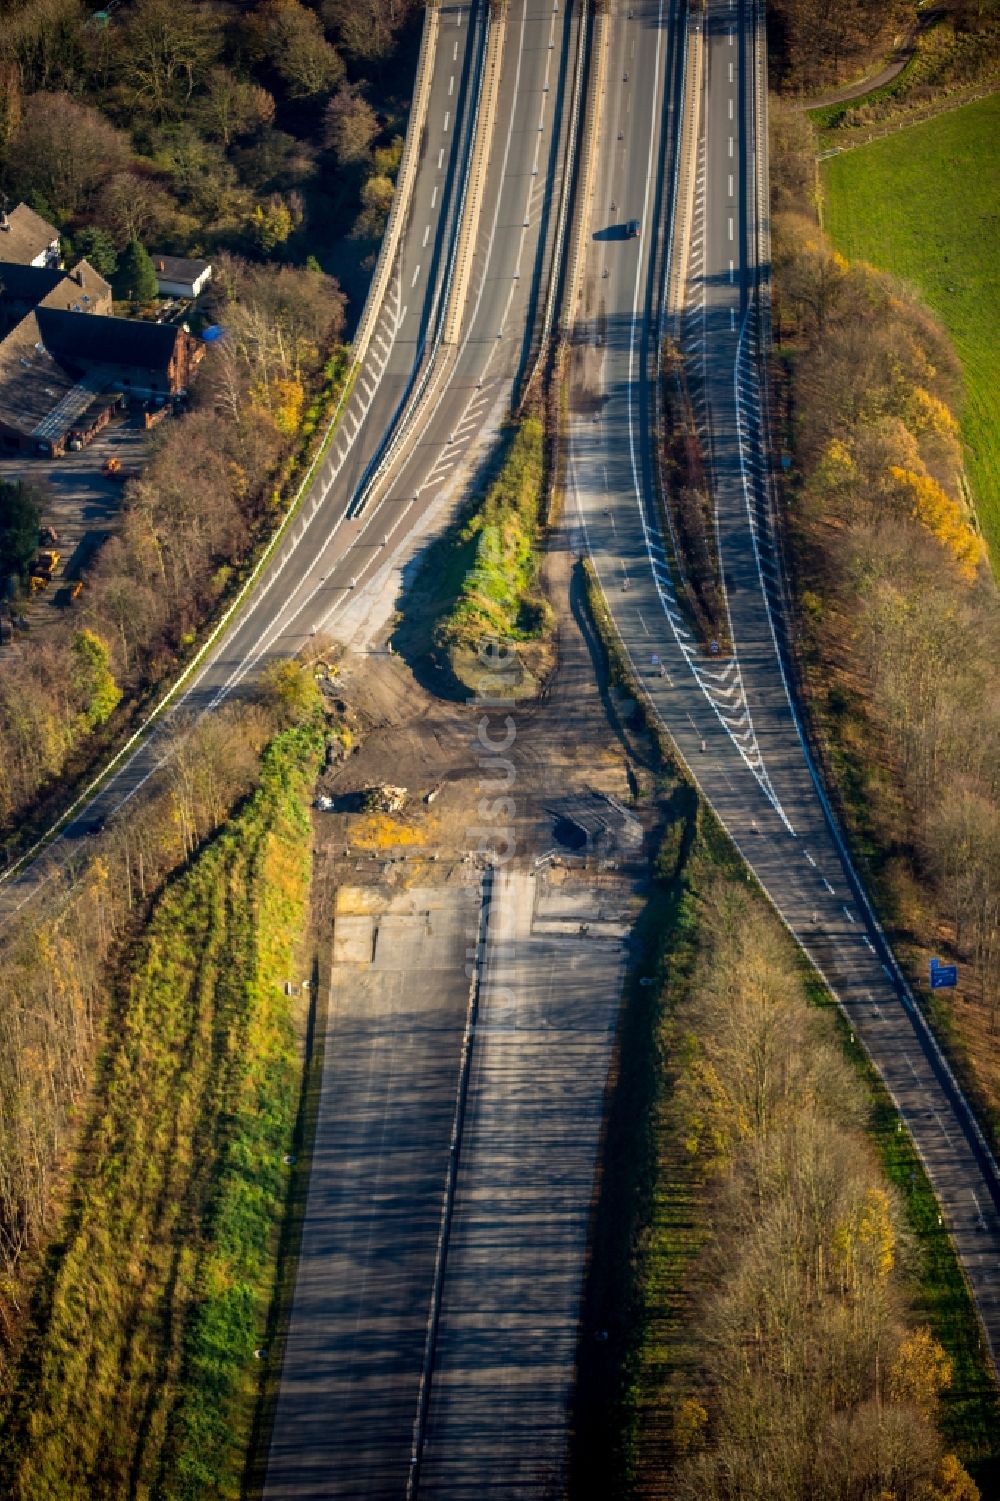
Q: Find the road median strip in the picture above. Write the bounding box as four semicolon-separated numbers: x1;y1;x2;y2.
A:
353;5;440;366
443;8;507;345
665;8;703;334
561;7;609;331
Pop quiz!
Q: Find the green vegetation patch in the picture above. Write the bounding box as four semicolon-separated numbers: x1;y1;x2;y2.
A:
1;720;324;1501
821;94;1000;564
434;414;553;695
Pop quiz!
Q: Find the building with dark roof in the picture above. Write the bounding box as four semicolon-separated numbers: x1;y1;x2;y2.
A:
0;313;119;457
0;259;111;337
150;254;213;298
36;308;202;400
0;267;202;456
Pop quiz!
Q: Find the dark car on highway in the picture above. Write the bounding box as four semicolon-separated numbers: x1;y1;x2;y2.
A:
625;219;640;239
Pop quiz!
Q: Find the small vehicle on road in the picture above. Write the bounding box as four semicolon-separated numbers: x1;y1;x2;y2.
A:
625;219;640;240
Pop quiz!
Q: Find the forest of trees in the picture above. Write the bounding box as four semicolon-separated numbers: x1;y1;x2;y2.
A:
767;0;912;92
0;0;418;275
657;874;981;1500
768;0;1000;97
770;108;1000;1137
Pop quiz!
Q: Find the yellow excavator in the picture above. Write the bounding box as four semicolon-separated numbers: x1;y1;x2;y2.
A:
30;549;60;591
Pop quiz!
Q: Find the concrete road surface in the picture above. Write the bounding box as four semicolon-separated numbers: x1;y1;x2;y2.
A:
418;865;628;1497
263;881;481;1499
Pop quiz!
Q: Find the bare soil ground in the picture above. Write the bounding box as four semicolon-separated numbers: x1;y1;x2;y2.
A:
310;521;655;878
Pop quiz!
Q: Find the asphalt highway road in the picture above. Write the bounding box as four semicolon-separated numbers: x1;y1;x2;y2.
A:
568;0;1000;1367
0;0;580;925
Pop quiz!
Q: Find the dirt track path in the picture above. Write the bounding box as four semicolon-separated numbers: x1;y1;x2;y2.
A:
791;10;942;111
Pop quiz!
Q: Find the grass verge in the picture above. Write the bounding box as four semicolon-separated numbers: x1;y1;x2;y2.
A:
0;719;324;1501
821;93;1000;566
392;412;553;699
820;988;1000;1481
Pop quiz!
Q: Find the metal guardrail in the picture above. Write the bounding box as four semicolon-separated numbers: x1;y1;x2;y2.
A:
347;3;494;517
443;10;508;344
515;0;590;406
559;9;609;333
537;0;589;354
353;8;441;367
665;7;702;335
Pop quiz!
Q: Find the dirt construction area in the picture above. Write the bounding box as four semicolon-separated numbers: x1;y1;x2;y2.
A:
268;520;664;1494
309;531;657;872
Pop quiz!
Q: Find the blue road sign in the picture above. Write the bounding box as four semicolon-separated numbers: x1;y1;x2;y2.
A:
930;958;958;990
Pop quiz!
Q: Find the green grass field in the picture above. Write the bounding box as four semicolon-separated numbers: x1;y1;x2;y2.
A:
821;93;1000;566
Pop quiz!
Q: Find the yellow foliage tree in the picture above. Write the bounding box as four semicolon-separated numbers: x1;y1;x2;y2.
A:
259;659;322;728
813;436;856;495
858;1185;895;1280
932;1453;980;1501
889;466;984;581
271;376;304;436
889;1326;953;1415
905;386;960;441
832;1185;895;1292
673;1396;708;1455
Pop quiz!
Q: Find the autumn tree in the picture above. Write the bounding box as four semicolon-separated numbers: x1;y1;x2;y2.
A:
353;170;394;239
0;61;22;152
231;125;317;192
889;1326;953;1416
7;90;131;218
94;169;175;249
769;0;911;91
245;0;344;99
259;658;323;727
117;0;222;119
322;0;414;63
324;82;379;163
250;194;294;254
70;629;121;731
889;465;984;579
199;66;274;146
0;0;86;94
